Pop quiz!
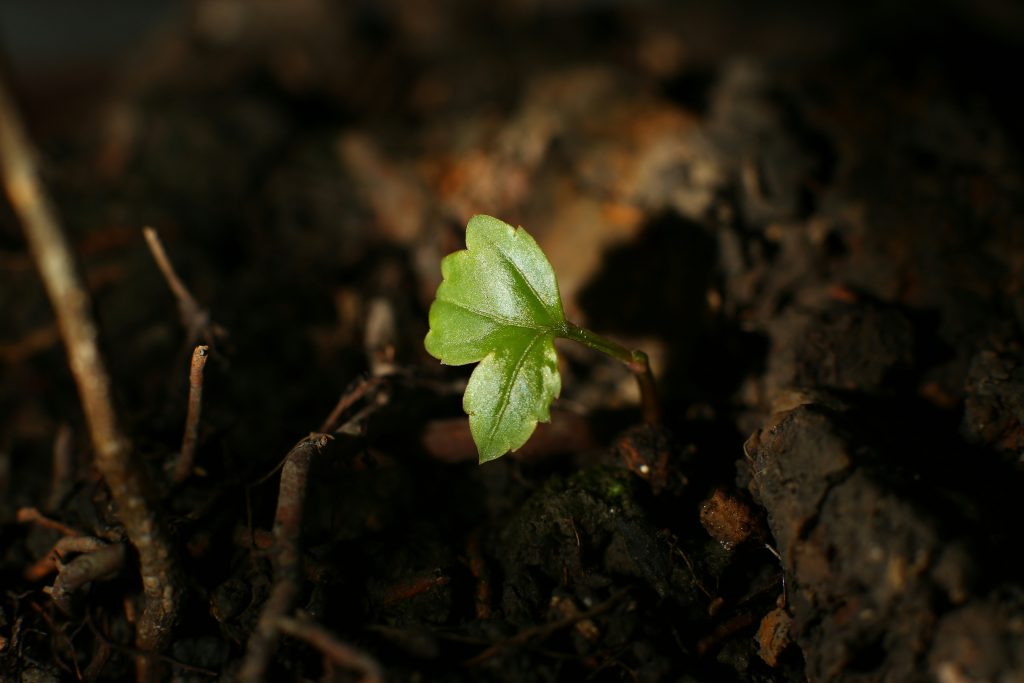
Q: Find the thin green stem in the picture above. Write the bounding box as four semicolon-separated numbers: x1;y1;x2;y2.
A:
560;322;660;425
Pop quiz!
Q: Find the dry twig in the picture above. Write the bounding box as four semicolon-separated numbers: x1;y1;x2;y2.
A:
172;345;209;482
17;506;82;538
142;227;225;346
334;392;389;436
238;376;391;682
318;376;383;434
247;378;386;494
237;433;332;683
278;612;383;683
0;74;181;682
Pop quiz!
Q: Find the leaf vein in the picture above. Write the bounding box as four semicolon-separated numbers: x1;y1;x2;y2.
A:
437;297;546;331
484;331;546;450
491;244;557;324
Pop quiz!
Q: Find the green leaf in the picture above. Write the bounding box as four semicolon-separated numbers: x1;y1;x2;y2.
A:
425;215;567;463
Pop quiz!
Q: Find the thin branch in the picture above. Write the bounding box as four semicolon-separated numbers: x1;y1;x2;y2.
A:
142;226;227;360
237;381;390;682
172;345;209;483
277;612;383;683
251;376;384;488
142;226;222;345
318;376;383;434
17;506;82;538
334;391;389;435
237;433;332;683
0;74;181;682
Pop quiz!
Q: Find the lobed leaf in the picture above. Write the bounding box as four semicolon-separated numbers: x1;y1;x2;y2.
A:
425;215;566;462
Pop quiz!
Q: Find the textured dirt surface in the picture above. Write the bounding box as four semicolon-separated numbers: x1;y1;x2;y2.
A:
2;2;1024;682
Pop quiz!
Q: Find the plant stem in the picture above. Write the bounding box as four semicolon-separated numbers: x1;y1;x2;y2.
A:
561;323;660;425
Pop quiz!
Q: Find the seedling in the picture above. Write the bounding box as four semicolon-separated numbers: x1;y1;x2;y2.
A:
425;215;658;463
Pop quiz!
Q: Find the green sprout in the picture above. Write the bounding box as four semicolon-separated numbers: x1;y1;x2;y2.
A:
425;215;658;463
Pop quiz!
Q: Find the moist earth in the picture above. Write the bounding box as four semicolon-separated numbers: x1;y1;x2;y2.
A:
2;2;1024;682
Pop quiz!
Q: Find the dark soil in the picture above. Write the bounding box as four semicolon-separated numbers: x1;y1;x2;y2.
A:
3;2;1024;682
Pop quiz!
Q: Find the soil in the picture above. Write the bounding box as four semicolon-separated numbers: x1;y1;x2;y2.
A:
2;2;1024;682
